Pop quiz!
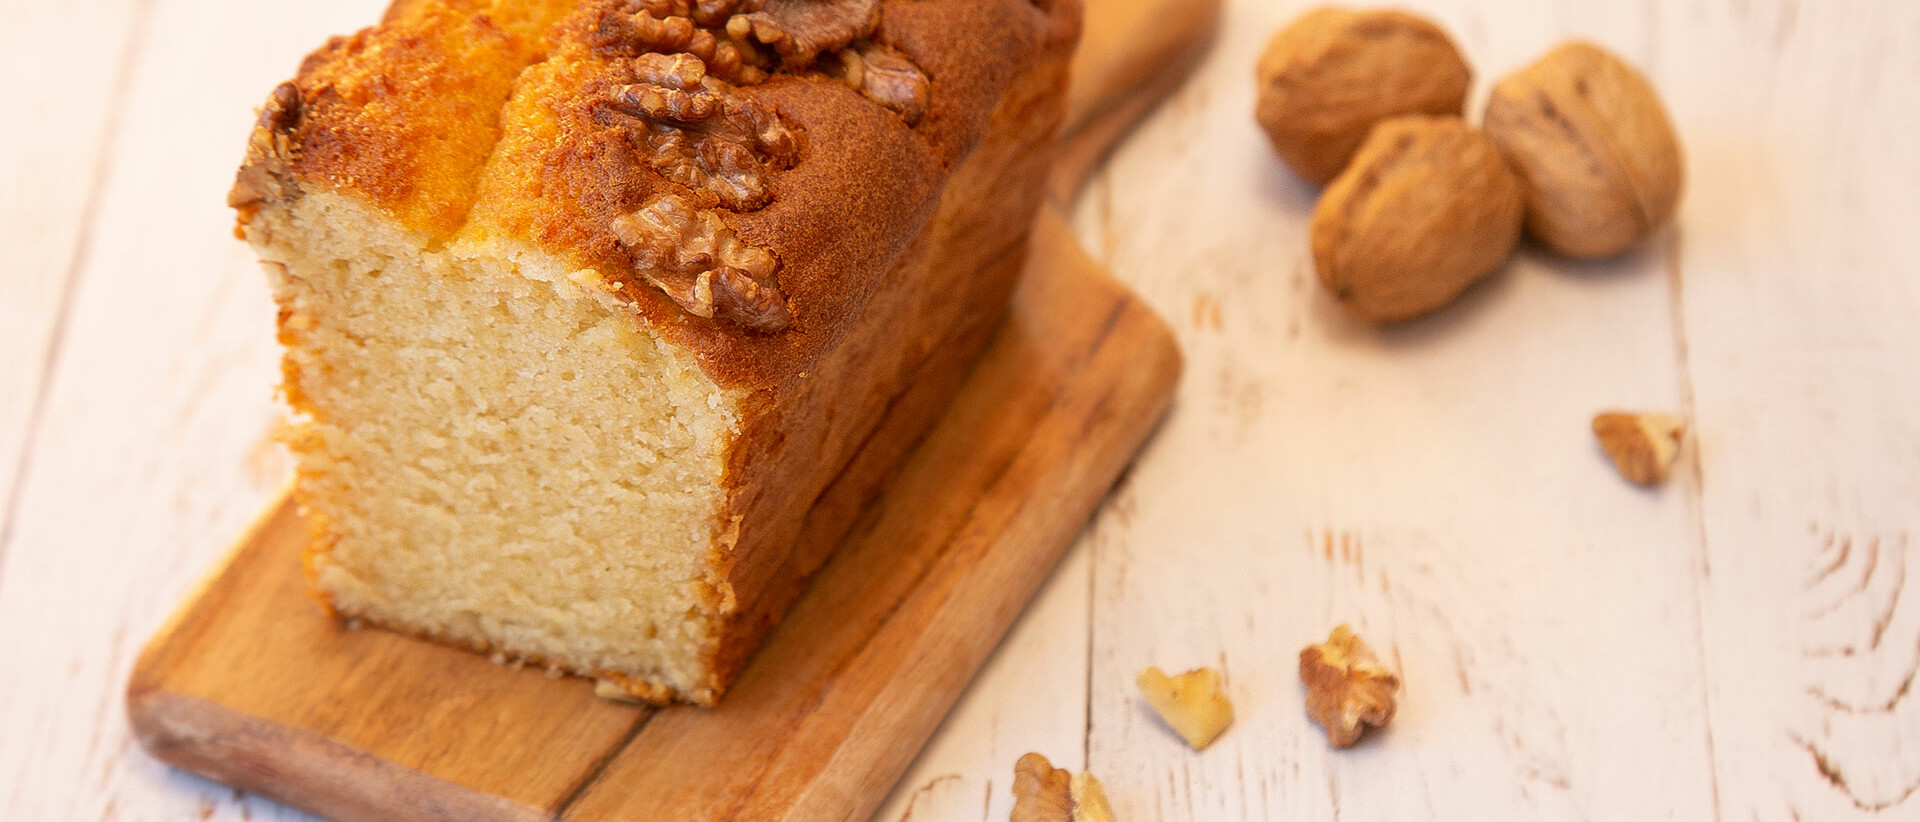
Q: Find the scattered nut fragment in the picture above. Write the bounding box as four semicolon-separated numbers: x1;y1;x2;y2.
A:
229;81;305;226
1310;115;1525;323
1255;7;1471;185
1011;753;1116;822
1135;666;1234;750
1299;624;1399;748
1592;411;1687;486
1484;41;1685;258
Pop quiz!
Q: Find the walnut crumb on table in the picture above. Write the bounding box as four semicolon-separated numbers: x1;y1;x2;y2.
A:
1592;411;1688;487
1011;753;1116;822
1300;624;1400;749
1135;666;1234;750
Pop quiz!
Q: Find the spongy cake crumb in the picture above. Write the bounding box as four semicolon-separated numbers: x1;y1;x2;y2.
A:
258;191;739;701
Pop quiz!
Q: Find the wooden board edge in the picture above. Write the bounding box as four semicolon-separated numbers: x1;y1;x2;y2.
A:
121;208;1184;822
795;213;1184;821
562;208;1183;820
814;251;1184;822
1050;0;1222;204
126;688;551;822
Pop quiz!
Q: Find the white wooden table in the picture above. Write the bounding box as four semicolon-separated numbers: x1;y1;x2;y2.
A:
3;1;1915;819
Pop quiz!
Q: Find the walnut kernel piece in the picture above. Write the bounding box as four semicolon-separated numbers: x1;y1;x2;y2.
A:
1592;411;1687;486
1310;115;1525;323
1255;8;1471;185
1135;666;1234;750
1300;624;1399;749
734;0;881;67
1011;753;1116;822
606;52;798;211
1484;41;1685;258
229;81;305;224
825;41;931;124
610;193;791;332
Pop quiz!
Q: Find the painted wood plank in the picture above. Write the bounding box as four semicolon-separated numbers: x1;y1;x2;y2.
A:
0;0;143;556
1658;1;1920;819
0;1;387;820
1070;1;1725;819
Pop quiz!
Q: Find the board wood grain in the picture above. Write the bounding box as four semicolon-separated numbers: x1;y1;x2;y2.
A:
125;206;1181;822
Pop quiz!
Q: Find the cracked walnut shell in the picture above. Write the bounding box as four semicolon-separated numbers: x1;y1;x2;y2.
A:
1255;7;1471;185
1592;411;1687;486
1310;115;1525;323
1136;666;1234;750
1011;753;1116;822
1484;41;1685;258
1300;624;1399;748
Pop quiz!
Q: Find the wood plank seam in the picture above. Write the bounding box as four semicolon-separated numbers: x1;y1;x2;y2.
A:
1082;530;1098;771
549;711;657;818
1665;225;1725;822
0;0;159;582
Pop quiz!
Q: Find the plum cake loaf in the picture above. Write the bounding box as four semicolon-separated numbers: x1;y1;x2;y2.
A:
229;0;1079;704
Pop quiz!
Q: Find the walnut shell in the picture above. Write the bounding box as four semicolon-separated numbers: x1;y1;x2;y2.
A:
1011;753;1116;822
1310;115;1525;323
1484;41;1685;258
1254;7;1471;185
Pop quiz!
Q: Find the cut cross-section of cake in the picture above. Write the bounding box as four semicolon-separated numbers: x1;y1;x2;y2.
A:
231;0;1080;705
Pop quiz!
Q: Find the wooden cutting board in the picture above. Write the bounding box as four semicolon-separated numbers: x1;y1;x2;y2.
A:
127;1;1215;819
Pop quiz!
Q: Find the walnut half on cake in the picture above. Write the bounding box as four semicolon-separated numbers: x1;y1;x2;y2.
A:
231;0;1079;705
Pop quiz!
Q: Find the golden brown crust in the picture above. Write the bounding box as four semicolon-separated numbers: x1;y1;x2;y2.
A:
237;0;1074;390
234;1;574;239
702;30;1073;691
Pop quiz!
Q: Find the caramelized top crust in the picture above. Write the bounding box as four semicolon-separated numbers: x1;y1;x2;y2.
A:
230;0;576;237
234;0;1077;390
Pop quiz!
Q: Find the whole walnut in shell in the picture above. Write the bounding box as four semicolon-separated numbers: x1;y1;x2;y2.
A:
1255;7;1471;185
1311;115;1525;323
1484;41;1684;258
